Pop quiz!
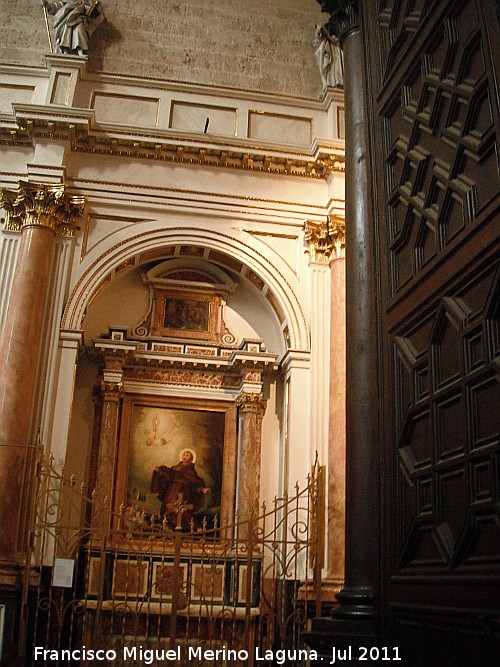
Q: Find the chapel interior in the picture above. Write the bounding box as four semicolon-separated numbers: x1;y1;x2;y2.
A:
0;1;499;665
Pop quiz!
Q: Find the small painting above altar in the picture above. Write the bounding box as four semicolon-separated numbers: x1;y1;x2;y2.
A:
150;288;229;342
163;297;209;332
131;259;237;344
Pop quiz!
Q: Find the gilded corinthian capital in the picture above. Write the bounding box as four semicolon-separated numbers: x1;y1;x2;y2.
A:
304;216;345;262
0;181;85;236
236;392;267;416
328;213;345;259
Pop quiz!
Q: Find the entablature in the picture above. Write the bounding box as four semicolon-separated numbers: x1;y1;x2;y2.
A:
1;57;345;179
92;326;277;397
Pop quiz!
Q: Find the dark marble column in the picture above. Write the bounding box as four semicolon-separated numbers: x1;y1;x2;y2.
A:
308;1;379;660
0;183;84;565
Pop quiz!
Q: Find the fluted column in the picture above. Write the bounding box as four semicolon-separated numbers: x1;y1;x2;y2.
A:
326;216;346;593
236;392;267;527
0;182;84;561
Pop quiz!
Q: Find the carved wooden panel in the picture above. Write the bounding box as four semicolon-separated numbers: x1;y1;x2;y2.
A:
381;0;499;297
364;0;500;661
377;0;431;81
394;263;499;570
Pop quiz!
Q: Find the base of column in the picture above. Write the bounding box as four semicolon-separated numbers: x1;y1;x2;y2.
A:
298;578;344;609
305;588;379;665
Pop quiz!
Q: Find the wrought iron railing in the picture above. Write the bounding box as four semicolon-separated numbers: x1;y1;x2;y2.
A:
23;455;325;666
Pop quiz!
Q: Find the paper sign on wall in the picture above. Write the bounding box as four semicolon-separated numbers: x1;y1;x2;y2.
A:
52;558;75;588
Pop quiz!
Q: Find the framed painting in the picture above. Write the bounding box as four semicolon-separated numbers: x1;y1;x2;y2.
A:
114;395;237;533
151;289;223;341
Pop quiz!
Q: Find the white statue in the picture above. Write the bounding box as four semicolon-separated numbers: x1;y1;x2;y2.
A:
42;0;105;56
314;24;344;89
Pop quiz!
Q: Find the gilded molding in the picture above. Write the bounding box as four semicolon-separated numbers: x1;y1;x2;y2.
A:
0;182;85;236
1;112;344;179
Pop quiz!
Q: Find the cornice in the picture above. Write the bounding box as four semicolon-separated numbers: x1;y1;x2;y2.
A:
93;328;278;372
0;104;345;178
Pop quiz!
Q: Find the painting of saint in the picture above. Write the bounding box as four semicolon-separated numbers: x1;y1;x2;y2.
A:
126;406;224;528
151;449;209;530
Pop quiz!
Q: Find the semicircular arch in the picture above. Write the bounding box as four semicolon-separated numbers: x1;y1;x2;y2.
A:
63;225;309;351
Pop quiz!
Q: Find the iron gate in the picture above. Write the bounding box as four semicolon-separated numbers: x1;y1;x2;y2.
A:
21;456;325;666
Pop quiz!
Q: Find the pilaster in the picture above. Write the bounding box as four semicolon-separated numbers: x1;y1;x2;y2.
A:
0;228;21;335
47;329;84;467
304;217;333;478
280;350;311;497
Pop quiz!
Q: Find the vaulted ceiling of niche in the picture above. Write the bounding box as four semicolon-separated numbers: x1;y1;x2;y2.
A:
81;257;285;357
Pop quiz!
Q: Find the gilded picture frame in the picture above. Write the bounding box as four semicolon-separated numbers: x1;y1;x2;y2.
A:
151;289;223;341
114;394;238;534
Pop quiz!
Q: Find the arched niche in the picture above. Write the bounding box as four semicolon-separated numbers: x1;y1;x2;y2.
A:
80;255;285;358
63;227;309;353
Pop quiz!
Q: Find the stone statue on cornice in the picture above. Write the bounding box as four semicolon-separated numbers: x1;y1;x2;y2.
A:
314;23;344;89
41;0;105;56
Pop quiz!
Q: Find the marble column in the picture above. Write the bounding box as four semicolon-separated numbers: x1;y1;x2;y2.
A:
0;183;84;562
308;0;379;658
91;355;124;535
236;392;267;529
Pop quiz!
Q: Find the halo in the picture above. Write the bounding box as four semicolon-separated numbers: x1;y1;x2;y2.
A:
179;447;196;463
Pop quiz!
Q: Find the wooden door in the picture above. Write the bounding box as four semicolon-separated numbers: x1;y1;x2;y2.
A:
363;1;500;663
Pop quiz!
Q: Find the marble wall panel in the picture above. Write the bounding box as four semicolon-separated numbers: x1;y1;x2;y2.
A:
248;111;312;147
170;101;237;136
91;92;160;127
